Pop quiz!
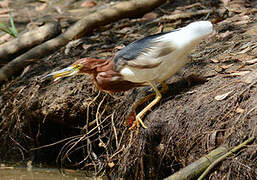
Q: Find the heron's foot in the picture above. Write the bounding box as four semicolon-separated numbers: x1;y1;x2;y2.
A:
125;111;135;127
127;82;167;130
129;115;148;130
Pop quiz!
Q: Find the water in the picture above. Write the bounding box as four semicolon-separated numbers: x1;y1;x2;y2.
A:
0;166;92;180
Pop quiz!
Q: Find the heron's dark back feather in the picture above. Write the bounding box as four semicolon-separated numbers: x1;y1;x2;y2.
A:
113;29;180;67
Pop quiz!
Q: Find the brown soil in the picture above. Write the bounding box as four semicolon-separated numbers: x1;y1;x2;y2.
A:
0;0;256;179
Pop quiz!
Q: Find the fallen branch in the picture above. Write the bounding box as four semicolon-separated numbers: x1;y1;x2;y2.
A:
163;145;228;180
0;22;61;66
198;136;255;180
0;0;166;83
164;136;255;180
150;9;214;25
161;9;214;22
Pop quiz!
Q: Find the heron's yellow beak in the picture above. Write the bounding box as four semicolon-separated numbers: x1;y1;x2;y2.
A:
43;64;82;81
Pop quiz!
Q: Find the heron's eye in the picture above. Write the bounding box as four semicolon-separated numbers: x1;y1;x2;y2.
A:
74;64;83;69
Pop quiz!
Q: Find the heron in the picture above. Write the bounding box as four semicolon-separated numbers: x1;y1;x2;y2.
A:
44;21;214;129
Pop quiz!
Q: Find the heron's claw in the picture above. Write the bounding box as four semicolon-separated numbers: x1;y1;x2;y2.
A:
129;115;148;130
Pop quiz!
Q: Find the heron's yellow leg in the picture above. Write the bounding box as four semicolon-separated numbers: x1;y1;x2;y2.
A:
129;82;168;114
160;81;168;94
129;82;164;130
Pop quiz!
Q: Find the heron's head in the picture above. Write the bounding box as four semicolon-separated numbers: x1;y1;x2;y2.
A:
43;58;105;81
185;21;214;39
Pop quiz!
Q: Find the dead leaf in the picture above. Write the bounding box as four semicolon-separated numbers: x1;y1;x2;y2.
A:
251;47;257;54
108;162;115;168
228;71;250;77
245;58;257;65
0;33;12;45
215;66;223;73
36;3;47;11
0;166;14;170
234;19;250;25
65;39;83;55
172;9;183;14
241;70;257;84
156;25;164;34
0;9;12;14
233;54;254;62
115;44;125;50
236;107;245;113
211;59;219;63
228;0;248;13
237;46;251;54
98;142;105;147
219;64;233;69
180;2;206;10
0;14;9;18
119;27;132;34
81;1;96;8
215;91;233;101
209;131;218;147
218;31;233;39
243;78;253;84
65;169;77;173
142;12;158;20
245;23;257;36
82;44;92;50
20;65;31;78
204;70;217;78
220;0;230;7
0;0;9;8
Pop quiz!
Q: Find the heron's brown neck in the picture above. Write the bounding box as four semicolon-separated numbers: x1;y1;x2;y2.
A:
95;59;115;73
81;58;115;75
88;58;145;92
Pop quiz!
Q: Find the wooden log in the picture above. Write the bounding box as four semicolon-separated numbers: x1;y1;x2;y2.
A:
164;145;228;180
198;137;255;180
0;22;61;66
